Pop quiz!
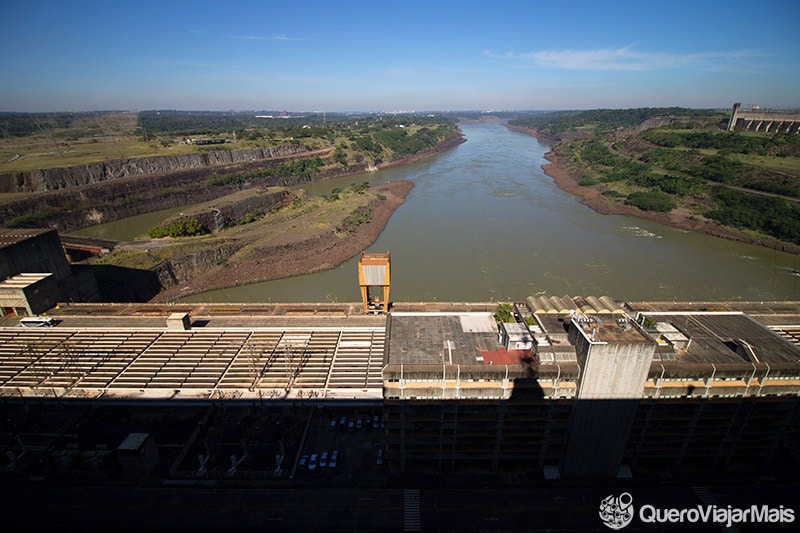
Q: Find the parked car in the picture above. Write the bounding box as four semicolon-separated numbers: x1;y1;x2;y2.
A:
347;419;355;431
20;317;56;327
375;449;384;466
299;455;308;469
372;415;380;429
320;451;328;468
339;416;347;429
329;418;337;430
356;418;363;430
309;453;318;471
329;450;338;468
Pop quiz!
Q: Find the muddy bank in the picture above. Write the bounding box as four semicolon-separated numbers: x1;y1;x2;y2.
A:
541;150;800;255
150;180;413;302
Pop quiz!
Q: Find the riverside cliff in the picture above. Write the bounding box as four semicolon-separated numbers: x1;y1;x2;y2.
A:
0;132;464;234
0;144;309;193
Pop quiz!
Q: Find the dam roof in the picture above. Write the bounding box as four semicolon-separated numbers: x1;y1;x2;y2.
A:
0;300;798;401
0;228;54;248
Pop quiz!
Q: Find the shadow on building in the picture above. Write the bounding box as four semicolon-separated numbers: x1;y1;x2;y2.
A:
89;265;162;302
0;229;100;316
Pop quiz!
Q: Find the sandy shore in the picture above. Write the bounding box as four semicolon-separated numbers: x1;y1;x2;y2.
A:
510;125;799;255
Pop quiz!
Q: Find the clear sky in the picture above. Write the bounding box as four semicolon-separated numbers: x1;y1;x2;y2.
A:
1;0;798;112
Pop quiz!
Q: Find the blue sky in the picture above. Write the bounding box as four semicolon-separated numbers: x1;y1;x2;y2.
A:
1;0;798;112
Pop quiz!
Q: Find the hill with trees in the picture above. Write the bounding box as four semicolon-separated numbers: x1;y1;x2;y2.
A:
509;108;800;250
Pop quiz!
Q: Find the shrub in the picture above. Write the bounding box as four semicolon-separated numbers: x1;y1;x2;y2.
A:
148;218;207;238
494;303;514;323
625;191;675;212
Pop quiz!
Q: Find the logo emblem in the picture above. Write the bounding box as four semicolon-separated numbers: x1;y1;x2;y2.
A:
599;492;634;530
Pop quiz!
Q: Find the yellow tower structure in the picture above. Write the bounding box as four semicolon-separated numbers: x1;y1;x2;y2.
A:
358;251;391;313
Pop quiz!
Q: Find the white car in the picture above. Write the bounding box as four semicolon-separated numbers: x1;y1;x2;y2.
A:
329;450;338;468
320;451;328;468
309;453;318;471
20;317;56;327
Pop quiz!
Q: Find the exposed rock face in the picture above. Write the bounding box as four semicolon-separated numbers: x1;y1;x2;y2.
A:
0;144;308;193
150;180;415;302
0;134;465;234
159;189;294;232
0;150;318;233
151;241;243;290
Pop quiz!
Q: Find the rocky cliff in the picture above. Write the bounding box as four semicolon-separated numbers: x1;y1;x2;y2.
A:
0;133;464;234
0;144;308;193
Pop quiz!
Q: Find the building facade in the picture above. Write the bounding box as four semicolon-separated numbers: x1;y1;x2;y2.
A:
0;229;99;316
383;299;800;477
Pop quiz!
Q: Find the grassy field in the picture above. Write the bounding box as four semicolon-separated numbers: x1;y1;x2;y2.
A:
0;112;332;174
730;153;800;174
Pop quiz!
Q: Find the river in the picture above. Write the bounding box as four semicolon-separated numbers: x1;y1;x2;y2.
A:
78;123;800;303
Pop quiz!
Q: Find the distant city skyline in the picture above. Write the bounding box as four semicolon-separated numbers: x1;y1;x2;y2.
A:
1;0;798;112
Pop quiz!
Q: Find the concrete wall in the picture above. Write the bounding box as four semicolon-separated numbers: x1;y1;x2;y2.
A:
0;230;99;313
561;320;655;477
0;230;72;281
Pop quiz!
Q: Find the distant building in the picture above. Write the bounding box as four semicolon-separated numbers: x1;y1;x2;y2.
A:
0;229;99;316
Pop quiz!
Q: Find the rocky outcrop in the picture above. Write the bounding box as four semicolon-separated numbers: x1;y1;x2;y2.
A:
0;153;319;233
151;241;243;290
0;144;308;193
0;133;463;234
159;189;294;232
150;181;414;302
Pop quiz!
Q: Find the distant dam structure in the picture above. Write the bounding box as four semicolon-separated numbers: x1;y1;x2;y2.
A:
727;102;800;133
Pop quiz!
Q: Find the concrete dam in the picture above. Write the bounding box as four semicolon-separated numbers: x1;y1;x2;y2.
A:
727;102;800;133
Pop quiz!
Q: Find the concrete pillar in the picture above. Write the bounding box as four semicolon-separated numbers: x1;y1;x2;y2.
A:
560;318;655;478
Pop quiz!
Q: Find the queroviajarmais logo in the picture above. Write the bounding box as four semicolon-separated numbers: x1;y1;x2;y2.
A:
599;492;635;530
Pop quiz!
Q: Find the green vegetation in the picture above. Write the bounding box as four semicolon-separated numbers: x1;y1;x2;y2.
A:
208;157;324;187
532;107;800;246
494;303;514;323
7;208;64;228
707;187;800;243
639;315;657;329
642;129;800;156
0;111;84;137
625;191;676;212
147;218;207;238
508;107;722;136
337;205;372;233
1;111;459;175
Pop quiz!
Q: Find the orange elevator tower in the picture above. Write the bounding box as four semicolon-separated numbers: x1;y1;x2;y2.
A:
358;251;391;313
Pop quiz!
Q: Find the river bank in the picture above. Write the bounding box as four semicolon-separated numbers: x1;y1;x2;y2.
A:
146;134;464;302
509;125;800;255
